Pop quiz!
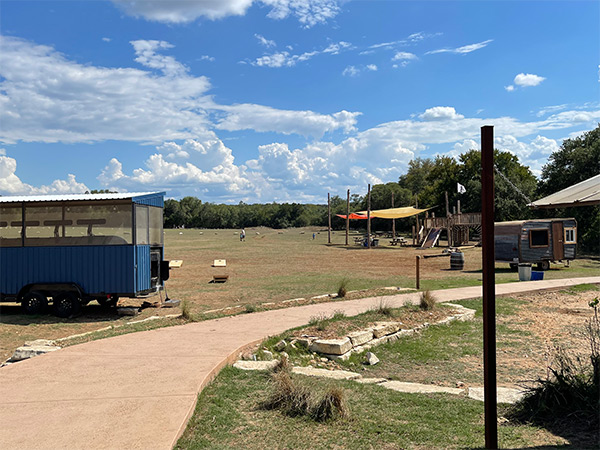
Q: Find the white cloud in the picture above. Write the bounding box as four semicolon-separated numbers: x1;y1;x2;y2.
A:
514;73;545;87
255;34;276;48
102;37;111;42
419;106;464;121
214;104;360;137
426;39;493;55
131;40;187;76
505;85;515;92
250;41;350;67
536;104;567;117
199;55;215;62
392;51;417;61
342;65;359;77
0;154;88;195
366;64;377;71
111;0;341;27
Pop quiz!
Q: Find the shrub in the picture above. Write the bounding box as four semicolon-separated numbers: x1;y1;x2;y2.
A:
376;298;394;317
419;290;436;311
244;304;257;314
332;309;346;320
337;278;349;298
180;300;193;320
312;387;349;422
309;313;329;331
261;371;311;417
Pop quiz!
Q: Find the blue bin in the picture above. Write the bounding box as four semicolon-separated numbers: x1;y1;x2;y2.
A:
531;271;544;281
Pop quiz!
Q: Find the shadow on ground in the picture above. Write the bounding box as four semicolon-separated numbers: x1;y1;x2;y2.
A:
0;303;122;326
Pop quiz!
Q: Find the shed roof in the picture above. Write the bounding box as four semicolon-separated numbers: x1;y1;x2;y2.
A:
0;192;165;205
529;173;600;209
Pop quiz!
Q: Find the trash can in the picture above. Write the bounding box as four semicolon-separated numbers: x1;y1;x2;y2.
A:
530;271;544;281
450;251;465;270
518;263;532;281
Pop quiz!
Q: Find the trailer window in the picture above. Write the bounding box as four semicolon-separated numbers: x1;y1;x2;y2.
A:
564;228;576;244
0;206;22;247
24;206;63;246
136;205;149;245
64;204;132;245
149;206;163;246
529;229;549;248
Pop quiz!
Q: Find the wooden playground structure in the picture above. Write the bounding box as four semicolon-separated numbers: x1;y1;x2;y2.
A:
418;210;482;248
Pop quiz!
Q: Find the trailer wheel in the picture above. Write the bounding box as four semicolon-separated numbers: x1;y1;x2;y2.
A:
537;261;550;271
21;291;48;315
97;295;118;308
53;292;82;318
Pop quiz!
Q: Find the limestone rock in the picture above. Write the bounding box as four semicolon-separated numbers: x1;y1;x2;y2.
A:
10;345;60;362
309;338;352;355
365;352;379;365
274;340;287;351
348;330;373;347
467;387;525;404
382;381;464;395
292;366;360;380
262;350;274;361
233;360;279;371
371;322;401;338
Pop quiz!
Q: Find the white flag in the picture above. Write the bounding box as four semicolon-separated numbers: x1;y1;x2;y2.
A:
457;182;466;194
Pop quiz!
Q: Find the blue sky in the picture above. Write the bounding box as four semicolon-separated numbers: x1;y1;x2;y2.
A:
0;0;598;202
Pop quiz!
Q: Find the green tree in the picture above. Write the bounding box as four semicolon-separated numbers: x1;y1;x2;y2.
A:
537;125;600;253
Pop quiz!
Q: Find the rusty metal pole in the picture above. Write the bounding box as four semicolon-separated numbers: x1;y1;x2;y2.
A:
415;255;421;289
327;193;331;244
481;125;497;449
367;184;371;249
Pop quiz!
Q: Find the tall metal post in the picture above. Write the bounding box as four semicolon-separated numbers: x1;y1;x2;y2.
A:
391;191;396;238
367;184;371;249
481;125;497;449
327;193;331;244
346;189;350;246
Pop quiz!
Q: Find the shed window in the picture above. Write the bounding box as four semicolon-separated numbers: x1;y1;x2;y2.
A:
529;229;549;248
564;228;576;244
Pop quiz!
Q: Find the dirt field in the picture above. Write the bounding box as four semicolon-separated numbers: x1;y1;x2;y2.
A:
1;226;598;362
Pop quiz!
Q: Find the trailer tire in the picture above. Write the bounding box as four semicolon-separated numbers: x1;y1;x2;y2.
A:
53;292;82;318
21;291;48;315
537;261;550;271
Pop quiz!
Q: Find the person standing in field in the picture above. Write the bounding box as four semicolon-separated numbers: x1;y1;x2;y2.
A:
240;229;246;241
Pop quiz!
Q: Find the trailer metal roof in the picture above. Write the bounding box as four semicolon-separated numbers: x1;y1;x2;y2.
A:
529;173;600;209
0;192;165;204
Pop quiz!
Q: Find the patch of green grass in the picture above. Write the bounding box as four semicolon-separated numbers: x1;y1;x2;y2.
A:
176;367;568;449
562;283;600;295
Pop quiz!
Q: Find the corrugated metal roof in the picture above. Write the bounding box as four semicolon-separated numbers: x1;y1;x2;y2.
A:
529;173;600;209
0;192;164;204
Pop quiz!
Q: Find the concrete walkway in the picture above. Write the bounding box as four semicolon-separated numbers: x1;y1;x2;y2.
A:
1;277;598;449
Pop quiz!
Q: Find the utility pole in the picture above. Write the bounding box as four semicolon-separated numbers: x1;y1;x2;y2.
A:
391;191;396;238
481;125;498;449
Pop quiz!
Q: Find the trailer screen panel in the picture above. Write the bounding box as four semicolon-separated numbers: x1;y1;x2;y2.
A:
0;206;22;247
136;205;149;245
64;204;132;245
149;206;163;246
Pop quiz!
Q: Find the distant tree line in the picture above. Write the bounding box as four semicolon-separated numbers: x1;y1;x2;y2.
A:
163;125;599;252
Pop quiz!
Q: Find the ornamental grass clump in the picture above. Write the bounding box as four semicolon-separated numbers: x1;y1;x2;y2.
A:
419;290;436;311
312;387;349;422
337;278;349;298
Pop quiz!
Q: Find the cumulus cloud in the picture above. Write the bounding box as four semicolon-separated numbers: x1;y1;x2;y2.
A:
342;65;360;77
419;106;464;121
255;34;276;48
0;153;88;195
514;73;545;87
505;85;515;92
426;39;492;55
214;104;360;137
392;51;417;61
111;0;341;27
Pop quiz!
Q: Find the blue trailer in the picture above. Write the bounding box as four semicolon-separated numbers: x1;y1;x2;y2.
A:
0;192;170;317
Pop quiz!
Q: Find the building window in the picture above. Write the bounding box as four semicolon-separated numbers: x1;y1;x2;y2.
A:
564;228;576;244
530;229;549;248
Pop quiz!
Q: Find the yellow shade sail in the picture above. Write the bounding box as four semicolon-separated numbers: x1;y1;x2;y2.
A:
357;206;432;219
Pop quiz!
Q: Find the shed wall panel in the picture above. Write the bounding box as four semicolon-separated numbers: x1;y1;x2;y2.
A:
0;246;136;295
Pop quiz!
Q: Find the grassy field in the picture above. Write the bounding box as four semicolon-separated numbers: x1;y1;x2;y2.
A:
1;226;598;361
177;286;600;449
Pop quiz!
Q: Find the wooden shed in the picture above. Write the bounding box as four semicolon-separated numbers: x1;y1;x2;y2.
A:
494;218;577;270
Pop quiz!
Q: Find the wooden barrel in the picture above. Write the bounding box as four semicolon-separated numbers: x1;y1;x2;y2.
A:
450;251;464;270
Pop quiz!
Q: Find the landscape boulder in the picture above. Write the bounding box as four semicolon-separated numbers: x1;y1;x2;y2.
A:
309;338;352;356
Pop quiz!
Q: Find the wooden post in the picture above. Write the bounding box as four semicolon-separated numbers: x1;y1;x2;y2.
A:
415;194;420;243
391;191;396;238
445;191;450;217
327;193;331;244
416;255;421;289
412;225;416;246
481;125;497;449
367;184;371;249
346;189;350;246
457;199;461;215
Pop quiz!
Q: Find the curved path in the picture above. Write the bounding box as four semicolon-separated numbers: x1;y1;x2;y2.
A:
1;277;598;449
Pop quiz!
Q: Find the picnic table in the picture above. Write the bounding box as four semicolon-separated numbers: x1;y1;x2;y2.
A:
389;237;407;246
